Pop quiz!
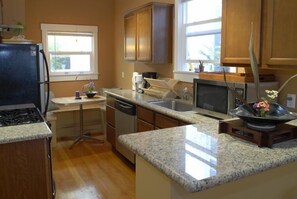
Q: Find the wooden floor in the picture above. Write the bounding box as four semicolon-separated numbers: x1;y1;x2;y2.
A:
52;137;135;199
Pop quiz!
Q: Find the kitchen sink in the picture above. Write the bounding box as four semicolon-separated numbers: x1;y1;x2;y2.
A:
147;99;193;112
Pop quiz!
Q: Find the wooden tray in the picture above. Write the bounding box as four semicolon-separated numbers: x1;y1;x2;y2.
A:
199;72;275;83
219;118;297;148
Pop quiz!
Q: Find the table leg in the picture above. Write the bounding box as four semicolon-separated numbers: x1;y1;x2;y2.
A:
69;104;104;149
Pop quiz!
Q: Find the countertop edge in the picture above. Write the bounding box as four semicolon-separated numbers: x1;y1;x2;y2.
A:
119;126;297;193
0;122;52;144
105;90;206;124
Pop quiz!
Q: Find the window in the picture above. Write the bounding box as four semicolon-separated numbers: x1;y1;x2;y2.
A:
41;24;98;82
174;0;235;82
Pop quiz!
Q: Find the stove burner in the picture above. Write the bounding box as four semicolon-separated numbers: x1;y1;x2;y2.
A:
0;108;44;127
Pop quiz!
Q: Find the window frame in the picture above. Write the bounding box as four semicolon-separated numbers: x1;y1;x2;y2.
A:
174;0;224;82
41;23;99;82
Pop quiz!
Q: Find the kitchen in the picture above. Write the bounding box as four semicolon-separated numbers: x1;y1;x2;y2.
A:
1;0;297;199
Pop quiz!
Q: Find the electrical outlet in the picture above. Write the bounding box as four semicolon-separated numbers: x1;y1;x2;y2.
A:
121;72;125;78
287;94;296;109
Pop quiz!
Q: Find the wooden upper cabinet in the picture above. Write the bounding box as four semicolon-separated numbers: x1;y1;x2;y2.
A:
124;2;173;64
137;6;152;61
264;0;297;66
124;13;137;61
221;0;262;66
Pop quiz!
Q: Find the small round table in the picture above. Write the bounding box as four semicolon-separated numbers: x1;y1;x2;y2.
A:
51;96;106;149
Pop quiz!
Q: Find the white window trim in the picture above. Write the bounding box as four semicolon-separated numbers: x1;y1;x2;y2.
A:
174;0;197;83
174;0;223;83
41;23;99;82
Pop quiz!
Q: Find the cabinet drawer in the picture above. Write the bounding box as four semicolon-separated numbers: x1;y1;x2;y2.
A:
106;106;115;127
137;119;154;132
106;124;116;147
106;96;115;107
155;113;179;129
137;106;154;124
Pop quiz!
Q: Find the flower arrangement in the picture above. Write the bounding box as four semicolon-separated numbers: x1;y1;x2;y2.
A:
82;81;96;93
82;81;97;98
252;90;278;117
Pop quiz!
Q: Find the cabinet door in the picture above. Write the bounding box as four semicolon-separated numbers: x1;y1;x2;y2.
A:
106;105;115;127
155;113;179;129
137;106;154;124
106;123;116;146
265;0;297;66
221;0;262;65
137;119;154;132
106;105;115;147
0;139;52;199
137;6;152;61
124;13;137;61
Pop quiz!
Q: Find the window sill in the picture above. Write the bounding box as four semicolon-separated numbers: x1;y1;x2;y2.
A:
173;71;198;83
49;74;99;82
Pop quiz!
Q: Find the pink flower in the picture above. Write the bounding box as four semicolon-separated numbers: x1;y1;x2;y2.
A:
254;100;270;117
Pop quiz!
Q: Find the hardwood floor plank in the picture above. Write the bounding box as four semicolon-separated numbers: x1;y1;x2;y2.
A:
52;138;135;199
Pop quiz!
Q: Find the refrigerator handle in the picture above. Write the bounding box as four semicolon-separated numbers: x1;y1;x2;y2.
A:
40;49;50;117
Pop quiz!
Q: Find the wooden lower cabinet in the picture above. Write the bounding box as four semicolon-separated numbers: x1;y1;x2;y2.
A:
106;106;115;146
106;123;116;146
137;119;154;132
155;113;179;129
106;106;115;127
137;105;191;132
0;138;53;199
137;106;154;124
106;95;116;147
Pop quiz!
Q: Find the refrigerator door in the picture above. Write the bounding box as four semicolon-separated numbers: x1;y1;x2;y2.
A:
0;44;42;111
38;44;50;115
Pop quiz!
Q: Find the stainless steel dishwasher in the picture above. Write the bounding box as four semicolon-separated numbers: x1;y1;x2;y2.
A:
115;98;136;164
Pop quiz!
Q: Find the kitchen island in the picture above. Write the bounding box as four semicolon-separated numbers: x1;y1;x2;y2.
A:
106;89;297;198
119;119;297;199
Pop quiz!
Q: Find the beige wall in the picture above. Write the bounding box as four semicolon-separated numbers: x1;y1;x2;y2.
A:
113;0;174;89
1;0;25;25
2;0;297;111
23;0;115;97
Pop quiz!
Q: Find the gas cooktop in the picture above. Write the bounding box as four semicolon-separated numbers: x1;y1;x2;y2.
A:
0;104;44;127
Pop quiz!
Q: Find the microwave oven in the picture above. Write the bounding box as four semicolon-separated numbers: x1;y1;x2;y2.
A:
193;78;278;118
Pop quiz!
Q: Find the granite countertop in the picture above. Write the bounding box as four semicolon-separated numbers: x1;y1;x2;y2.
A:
104;89;229;124
106;89;297;193
0;122;52;144
119;121;297;193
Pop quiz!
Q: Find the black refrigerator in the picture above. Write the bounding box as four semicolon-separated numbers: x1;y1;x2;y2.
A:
0;43;50;116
